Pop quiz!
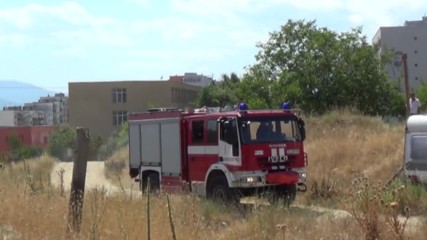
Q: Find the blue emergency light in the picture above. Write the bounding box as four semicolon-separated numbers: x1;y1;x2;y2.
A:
282;101;291;110
238;102;249;111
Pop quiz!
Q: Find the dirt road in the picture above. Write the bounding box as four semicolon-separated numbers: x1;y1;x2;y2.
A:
50;161;121;194
50;161;424;231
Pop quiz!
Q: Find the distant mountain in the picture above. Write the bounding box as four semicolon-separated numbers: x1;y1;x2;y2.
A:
0;80;55;108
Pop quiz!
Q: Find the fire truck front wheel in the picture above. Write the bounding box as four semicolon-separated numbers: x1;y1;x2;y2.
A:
266;184;297;206
207;175;239;204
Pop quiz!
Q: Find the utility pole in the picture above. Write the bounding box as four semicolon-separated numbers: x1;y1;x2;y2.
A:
402;53;410;117
66;127;90;239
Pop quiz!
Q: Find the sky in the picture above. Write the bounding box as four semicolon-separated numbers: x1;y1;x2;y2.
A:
0;0;427;94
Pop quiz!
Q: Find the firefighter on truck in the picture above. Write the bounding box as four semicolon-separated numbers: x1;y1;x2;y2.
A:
128;102;307;205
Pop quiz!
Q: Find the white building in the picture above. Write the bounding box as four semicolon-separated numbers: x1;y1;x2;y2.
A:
23;102;55;125
372;16;427;92
182;73;213;87
0;109;45;126
0;111;16;126
24;93;69;125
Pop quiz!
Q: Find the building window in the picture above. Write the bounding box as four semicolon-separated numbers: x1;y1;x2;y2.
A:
414;36;418;40
414;50;418;54
192;120;204;144
415;63;418;67
113;111;128;126
44;136;48;144
112;88;127;103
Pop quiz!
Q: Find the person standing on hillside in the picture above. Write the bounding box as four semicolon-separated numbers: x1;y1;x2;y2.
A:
409;93;421;115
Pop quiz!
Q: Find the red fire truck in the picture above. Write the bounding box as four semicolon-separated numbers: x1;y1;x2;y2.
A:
128;103;308;203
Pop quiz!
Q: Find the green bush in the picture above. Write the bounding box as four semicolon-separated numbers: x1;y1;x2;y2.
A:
48;125;103;161
6;134;43;161
97;123;128;161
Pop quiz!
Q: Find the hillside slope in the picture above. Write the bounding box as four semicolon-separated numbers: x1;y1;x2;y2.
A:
0;80;55;107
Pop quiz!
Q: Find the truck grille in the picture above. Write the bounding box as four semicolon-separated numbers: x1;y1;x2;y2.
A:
257;156;295;171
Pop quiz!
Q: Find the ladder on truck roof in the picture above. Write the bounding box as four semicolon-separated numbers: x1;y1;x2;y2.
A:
147;107;182;112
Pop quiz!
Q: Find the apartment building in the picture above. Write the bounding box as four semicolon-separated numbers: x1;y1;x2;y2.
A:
0;93;69;127
0;107;45;126
24;93;69;125
372;16;427;92
68;80;201;140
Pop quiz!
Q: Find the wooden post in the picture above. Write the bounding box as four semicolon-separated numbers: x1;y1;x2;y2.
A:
146;178;151;240
167;194;177;240
402;53;410;117
66;127;90;239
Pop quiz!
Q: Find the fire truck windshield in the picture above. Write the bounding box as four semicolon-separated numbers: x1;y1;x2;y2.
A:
238;116;302;144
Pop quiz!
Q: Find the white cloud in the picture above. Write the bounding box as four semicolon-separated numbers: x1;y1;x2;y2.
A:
0;33;33;46
344;0;427;39
0;2;131;50
0;6;33;28
1;0;425;67
0;2;91;27
114;48;234;61
227;30;269;47
271;0;344;10
131;17;222;42
52;46;87;57
168;0;265;26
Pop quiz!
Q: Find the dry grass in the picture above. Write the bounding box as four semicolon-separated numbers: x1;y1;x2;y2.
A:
2;110;427;239
301;110;405;207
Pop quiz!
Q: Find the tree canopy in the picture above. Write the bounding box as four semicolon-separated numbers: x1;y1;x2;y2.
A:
195;19;405;116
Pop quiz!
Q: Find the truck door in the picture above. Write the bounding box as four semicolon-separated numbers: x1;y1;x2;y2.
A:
218;117;242;166
187;119;219;181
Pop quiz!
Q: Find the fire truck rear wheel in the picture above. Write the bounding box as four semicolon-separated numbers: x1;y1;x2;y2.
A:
141;172;160;193
207;175;238;204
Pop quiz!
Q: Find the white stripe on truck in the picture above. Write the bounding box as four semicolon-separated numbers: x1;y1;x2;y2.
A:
188;146;219;155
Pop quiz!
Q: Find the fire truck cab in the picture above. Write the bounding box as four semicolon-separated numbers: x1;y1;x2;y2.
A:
128;103;308;203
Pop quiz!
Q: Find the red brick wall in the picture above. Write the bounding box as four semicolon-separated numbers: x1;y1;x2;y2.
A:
0;126;54;153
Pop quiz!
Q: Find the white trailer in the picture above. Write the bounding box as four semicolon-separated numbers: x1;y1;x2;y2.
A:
404;115;427;184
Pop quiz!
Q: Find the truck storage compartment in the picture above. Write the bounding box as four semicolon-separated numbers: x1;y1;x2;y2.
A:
128;118;182;176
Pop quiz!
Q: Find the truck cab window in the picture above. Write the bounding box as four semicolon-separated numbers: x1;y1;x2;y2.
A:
192;120;204;144
239;116;301;144
207;120;218;145
220;119;237;144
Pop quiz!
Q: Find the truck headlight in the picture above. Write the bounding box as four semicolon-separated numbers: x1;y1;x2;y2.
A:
241;176;261;183
299;172;307;181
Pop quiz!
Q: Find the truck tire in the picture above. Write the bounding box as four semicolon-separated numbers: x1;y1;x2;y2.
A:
267;184;297;206
283;184;297;205
207;175;239;204
142;172;160;193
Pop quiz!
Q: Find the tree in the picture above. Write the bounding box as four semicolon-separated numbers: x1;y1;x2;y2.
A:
194;73;241;108
243;19;404;116
97;122;128;160
49;125;104;160
416;82;427;112
7;134;22;151
48;126;76;160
